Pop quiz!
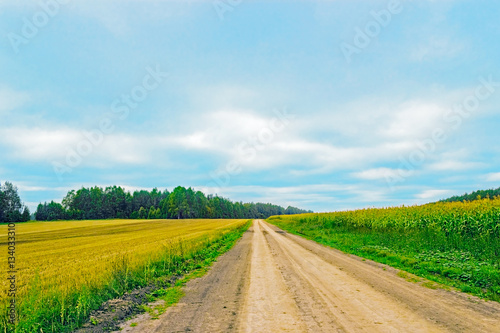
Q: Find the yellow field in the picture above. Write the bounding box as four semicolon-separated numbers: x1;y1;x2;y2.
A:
0;219;248;331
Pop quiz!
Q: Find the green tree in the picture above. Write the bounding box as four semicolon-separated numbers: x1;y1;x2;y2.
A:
138;207;147;219
35;203;47;221
62;190;76;210
147;205;161;219
159;198;170;218
21;206;31;222
168;187;188;219
34;185;312;222
1;182;24;222
0;184;5;222
35;201;66;221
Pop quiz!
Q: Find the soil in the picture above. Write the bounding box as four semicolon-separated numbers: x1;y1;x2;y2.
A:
74;276;180;333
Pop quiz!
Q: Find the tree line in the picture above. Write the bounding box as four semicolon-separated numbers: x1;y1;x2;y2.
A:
440;187;500;203
35;185;312;221
0;182;31;222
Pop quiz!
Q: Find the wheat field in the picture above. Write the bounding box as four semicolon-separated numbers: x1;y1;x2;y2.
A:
0;218;248;332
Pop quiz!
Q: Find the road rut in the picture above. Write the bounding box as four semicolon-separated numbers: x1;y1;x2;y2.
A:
117;220;500;332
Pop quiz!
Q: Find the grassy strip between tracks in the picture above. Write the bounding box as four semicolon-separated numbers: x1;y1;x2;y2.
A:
268;209;500;302
2;220;251;333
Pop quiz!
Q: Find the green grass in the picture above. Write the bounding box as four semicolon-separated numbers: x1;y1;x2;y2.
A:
268;216;500;301
142;287;184;319
141;233;246;320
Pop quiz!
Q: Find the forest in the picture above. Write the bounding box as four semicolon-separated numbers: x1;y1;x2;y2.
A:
440;187;500;202
34;185;312;221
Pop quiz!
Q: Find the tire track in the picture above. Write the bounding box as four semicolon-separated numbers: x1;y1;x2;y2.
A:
116;220;500;332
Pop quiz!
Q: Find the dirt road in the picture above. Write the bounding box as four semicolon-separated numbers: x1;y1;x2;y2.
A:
117;220;500;332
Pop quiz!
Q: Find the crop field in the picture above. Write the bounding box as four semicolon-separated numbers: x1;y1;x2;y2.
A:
0;219;250;332
268;197;500;300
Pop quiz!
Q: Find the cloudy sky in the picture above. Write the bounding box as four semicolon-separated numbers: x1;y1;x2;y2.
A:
1;0;499;213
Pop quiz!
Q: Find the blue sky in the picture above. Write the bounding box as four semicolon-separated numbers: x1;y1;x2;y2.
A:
1;0;499;213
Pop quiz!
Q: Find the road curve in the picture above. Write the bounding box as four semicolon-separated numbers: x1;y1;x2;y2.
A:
117;220;500;332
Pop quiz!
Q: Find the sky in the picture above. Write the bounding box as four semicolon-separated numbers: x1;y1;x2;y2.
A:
0;0;499;213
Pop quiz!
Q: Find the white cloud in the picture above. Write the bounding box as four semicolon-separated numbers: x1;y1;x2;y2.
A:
0;127;152;165
429;160;484;171
100;134;153;164
352;167;406;181
0;113;284;169
427;150;485;172
201;184;357;196
170;109;278;151
197;183;402;212
383;101;446;140
303;96;401;143
0;95;472;186
351;189;388;203
486;172;500;182
0;83;475;185
191;104;452;176
16;184;69;192
415;189;451;200
0;127;81;161
198;183;376;212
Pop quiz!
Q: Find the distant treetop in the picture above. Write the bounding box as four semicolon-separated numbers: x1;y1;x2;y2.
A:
439;187;500;203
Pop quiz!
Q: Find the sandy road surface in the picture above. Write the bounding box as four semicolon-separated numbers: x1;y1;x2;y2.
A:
117;220;500;332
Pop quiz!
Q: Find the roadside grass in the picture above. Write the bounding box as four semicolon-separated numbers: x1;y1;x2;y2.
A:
142;286;184;319
140;231;246;321
0;219;250;333
268;203;500;302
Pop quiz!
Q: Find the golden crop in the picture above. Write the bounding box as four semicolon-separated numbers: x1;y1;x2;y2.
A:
0;218;247;330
